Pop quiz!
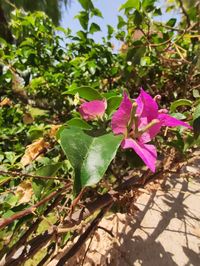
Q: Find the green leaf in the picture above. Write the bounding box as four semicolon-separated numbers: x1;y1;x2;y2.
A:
193;104;200;120
170;99;192;112
91;8;103;18
28;106;48;117
75;11;89;30
64;86;103;100
119;0;140;11
5;193;18;208
127;46;146;64
78;0;94;10
107;25;114;36
193;89;200;98
166;18;177;27
0;37;8;47
67;118;92;130
117;16;126;29
106;96;122;116
103;92;119;99
76;30;87;40
60;128;123;193
140;56;151;66
134;10;143;26
89;23;101;34
33;163;62;199
0;175;11;186
153;8;162;16
142;0;156;9
36;163;63;177
170;113;186;120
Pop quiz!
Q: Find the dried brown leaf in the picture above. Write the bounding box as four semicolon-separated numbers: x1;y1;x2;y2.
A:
0;97;12;107
20;138;49;166
49;125;61;138
16;181;33;204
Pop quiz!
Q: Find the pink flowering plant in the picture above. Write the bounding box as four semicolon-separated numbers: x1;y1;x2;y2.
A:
60;88;192;193
111;89;192;172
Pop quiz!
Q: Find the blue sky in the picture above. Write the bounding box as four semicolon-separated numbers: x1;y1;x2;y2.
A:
59;0;181;49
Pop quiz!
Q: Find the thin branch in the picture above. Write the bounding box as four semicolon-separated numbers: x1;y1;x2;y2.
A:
81;234;95;266
97;226;114;238
3;193;65;264
37;243;56;266
55;204;112;266
1;169;163;266
154;22;197;33
0;170;68;181
178;0;191;27
0;182;71;230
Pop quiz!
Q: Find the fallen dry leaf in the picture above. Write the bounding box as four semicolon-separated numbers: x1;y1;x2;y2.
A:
49;124;61;138
0;97;12;107
20;138;50;166
16;180;33;204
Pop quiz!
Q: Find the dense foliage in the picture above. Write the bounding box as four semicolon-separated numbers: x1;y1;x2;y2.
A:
0;0;199;264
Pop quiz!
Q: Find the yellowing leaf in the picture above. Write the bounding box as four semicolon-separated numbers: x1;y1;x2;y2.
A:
20;138;49;166
0;97;12;107
49;125;62;138
23;113;34;124
16;181;33;204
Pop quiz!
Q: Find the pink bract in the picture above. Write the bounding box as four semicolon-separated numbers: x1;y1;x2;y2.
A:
111;89;192;172
136;89;192;132
79;99;107;121
111;92;132;135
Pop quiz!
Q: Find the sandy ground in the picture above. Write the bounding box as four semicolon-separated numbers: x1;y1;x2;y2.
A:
49;153;200;266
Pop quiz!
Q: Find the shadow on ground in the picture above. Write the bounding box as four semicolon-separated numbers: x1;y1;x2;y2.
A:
49;155;200;266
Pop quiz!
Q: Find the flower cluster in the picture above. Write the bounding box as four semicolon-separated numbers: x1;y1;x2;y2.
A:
79;89;192;172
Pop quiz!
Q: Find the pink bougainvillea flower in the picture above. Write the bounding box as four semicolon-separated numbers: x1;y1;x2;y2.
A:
135;88;192;140
111;89;192;172
79;99;107;121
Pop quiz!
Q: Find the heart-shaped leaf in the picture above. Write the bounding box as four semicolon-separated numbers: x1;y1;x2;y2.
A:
67;118;92;130
60;128;122;193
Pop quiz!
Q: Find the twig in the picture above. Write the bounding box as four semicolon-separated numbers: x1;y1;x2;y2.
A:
97;226;114;238
1;170;162;266
155;22;197;33
0;182;71;230
178;0;191;27
0;170;67;181
55;204;112;266
37;243;56;266
69;187;86;218
2;193;65;265
81;233;95;266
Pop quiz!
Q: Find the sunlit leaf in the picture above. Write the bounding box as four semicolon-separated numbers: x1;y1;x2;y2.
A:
119;0;140;11
63;86;102;100
60;128;123;193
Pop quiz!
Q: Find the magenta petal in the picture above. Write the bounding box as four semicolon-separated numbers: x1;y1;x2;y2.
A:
148;122;162;140
136;88;158;121
122;138;157;172
79;99;107;121
138;117;162;143
111;92;132;135
158;113;192;129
